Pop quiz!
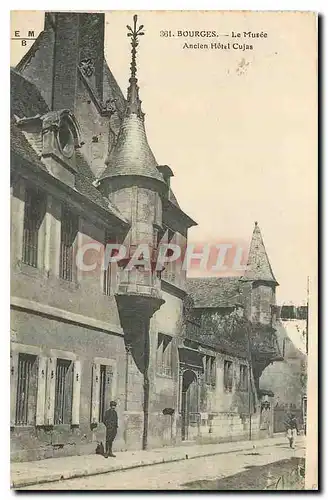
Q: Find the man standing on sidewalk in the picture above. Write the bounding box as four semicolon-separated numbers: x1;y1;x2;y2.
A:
285;412;299;449
103;401;118;458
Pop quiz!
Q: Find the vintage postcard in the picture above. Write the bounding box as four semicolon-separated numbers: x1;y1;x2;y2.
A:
10;10;318;491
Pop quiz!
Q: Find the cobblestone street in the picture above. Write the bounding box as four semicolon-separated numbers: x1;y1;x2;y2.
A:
21;440;305;490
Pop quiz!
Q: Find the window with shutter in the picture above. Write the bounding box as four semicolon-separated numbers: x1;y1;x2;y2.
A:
99;365;113;423
11;346;50;428
161;226;176;282
91;363;100;425
71;360;81;426
45;357;56;426
36;356;47;426
10;352;18;427
15;353;38;425
203;355;216;387
60;207;78;281
54;358;74;424
239;364;248;391
156;334;173;377
224;360;233;391
90;358;117;425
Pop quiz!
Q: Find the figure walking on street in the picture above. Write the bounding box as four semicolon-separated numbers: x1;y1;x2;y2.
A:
285;412;299;449
103;401;118;458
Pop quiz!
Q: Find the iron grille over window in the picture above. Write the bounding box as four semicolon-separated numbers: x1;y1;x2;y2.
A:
157;334;173;377
22;188;45;267
239;364;248;391
60;207;78;281
224;360;233;391
54;359;73;424
15;353;37;425
99;365;112;423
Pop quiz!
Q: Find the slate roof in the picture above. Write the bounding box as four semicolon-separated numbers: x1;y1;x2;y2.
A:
186;276;243;308
242;222;278;284
10;119;47;173
168;188;180;208
74;171;128;221
99;114;165;185
10;69;128;224
16;15;126;121
11;69;49;119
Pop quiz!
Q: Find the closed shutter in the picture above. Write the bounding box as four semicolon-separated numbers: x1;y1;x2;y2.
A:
72;360;81;426
45;357;56;425
10;351;18;426
36;356;47;426
91;363;100;424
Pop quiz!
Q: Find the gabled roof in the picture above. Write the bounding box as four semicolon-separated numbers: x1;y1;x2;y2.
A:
11;69;49;119
15;14;126;117
11;119;47;172
10;70;128;224
186;223;278;309
186;276;243;308
242;222;278;284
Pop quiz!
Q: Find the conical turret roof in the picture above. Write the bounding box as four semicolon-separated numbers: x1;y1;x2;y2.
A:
242;222;278;284
99;15;165;186
99;113;164;183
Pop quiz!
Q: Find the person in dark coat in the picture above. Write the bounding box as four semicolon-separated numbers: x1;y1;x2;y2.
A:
103;401;118;458
285;412;299;449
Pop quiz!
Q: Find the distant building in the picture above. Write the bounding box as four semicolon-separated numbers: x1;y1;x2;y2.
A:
260;305;307;432
11;12;282;462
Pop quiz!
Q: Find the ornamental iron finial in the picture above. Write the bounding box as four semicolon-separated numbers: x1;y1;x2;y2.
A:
126;15;145;119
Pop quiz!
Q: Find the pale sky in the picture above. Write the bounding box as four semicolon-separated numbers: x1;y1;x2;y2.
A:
10;11;317;305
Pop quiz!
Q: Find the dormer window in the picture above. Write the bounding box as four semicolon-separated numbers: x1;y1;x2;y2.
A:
58;121;75;158
16;110;83;189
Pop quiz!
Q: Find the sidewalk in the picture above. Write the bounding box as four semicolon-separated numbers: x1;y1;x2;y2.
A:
11;435;291;489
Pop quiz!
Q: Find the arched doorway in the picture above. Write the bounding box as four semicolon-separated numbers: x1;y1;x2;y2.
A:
181;369;199;441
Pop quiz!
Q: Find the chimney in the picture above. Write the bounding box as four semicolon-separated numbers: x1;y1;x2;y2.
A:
51;12;105;111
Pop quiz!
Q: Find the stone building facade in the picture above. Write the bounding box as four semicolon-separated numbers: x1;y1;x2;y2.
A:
260;305;307;432
11;12;282;462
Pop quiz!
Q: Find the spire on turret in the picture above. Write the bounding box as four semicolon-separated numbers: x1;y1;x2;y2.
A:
242;222;278;284
126;15;145;119
98;15;165;187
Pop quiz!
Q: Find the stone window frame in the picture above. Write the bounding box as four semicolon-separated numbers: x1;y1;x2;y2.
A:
10;343;44;428
22;185;47;269
203;354;216;387
223;358;234;392
156;333;173;378
239;363;249;392
161;224;177;283
102;232;119;297
59;205;79;283
12;178;49;278
90;357;117;426
45;349;81;428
